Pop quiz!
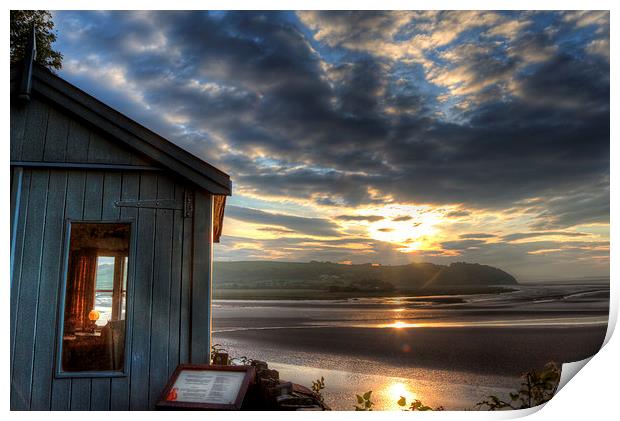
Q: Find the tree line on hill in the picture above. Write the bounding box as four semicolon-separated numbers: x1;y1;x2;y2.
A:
213;260;518;291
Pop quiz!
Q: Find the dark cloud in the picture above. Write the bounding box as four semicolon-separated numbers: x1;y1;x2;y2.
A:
531;181;609;229
55;11;609;215
52;11;609;275
441;239;489;250
502;231;589;242
459;233;496;239
226;205;341;237
257;227;296;234
392;215;413;222
445;210;471;218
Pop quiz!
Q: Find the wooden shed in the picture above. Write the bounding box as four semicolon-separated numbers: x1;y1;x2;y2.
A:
10;41;232;410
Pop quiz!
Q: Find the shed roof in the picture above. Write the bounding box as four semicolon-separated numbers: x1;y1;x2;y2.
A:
11;62;231;241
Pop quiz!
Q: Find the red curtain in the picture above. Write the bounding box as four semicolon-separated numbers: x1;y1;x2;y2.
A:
65;249;97;332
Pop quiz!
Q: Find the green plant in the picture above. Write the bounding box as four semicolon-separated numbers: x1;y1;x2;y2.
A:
397;397;444;411
231;355;254;366
210;343;226;363
355;391;374;411
475;362;561;410
311;376;326;403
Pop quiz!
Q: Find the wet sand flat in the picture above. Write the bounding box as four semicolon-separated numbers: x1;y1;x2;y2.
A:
214;324;607;377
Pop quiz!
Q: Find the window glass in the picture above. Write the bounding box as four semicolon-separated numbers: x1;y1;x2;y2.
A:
60;223;131;373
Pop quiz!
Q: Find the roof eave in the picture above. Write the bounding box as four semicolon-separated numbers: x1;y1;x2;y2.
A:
24;64;232;196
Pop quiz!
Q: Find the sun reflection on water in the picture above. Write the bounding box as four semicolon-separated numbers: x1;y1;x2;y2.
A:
383;381;417;410
387;321;422;329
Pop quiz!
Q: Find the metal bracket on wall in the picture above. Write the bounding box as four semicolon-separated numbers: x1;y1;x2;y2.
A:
114;199;183;211
114;192;194;218
183;191;194;218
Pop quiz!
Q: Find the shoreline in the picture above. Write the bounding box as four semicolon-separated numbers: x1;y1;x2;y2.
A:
212;286;519;301
213;324;607;378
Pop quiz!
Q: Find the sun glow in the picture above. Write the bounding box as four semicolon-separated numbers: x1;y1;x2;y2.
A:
353;204;448;252
385;382;417;410
385;320;424;329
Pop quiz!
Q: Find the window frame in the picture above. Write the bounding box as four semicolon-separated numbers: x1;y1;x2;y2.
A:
55;219;136;379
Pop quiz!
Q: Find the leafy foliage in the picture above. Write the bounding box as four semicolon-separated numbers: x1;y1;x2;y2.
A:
475;362;561;410
210;343;226;363
10;10;63;70
311;376;326;403
210;343;253;366
230;355;254;366
354;391;375;411
397;397;444;411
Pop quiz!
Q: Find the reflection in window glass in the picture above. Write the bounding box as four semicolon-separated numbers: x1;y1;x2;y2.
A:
95;256;115;326
60;223;130;373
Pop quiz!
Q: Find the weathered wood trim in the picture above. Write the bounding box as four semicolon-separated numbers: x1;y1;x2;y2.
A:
110;172;140;410
51;171;86;410
10;170;32;408
148;175;175;407
30;65;231;195
190;192;213;364
11;161;164;172
30;170;68;409
168;184;185;376
54;219;137;379
179;190;193;365
10;170;49;409
213;195;226;243
10;167;23;286
129;173;157;409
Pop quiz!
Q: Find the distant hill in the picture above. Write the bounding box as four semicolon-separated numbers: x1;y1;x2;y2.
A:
213;260;517;291
96;263;114;289
424;262;517;288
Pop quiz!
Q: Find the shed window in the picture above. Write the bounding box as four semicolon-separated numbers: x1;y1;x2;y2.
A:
60;222;131;373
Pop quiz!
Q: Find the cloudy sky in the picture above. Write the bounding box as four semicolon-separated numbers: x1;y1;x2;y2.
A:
51;11;609;280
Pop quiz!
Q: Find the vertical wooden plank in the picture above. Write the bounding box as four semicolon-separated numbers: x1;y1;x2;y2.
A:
190;191;213;364
10;170;49;410
10;167;24;285
65;120;90;163
90;172;122;410
88;131;132;165
30;170;68;410
10;170;31;386
50;381;71;411
51;170;86;410
70;381;91;411
102;173;122;220
42;108;71;162
167;184;184;376
90;380;111;411
20;99;50;161
10;103;28;160
110;172;139;410
83;171;104;220
179;188;193;364
129;173;157;410
148;176;174;407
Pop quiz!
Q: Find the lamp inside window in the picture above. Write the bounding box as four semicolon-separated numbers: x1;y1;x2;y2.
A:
60;222;131;373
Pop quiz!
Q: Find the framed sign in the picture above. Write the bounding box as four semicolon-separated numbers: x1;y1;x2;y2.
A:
156;364;256;410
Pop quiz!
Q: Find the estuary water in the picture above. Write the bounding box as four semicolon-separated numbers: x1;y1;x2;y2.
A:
212;282;608;410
